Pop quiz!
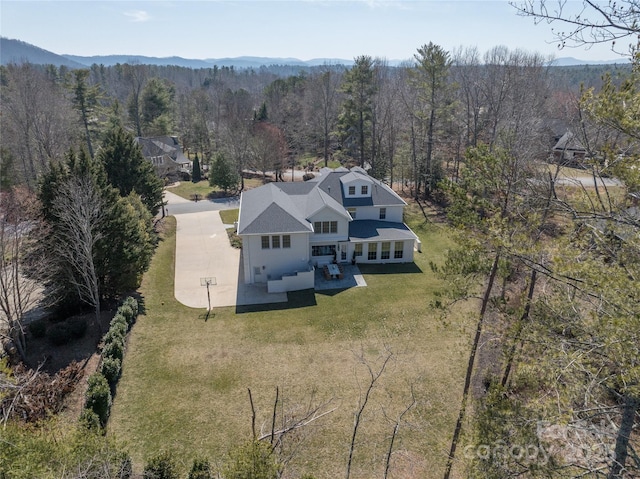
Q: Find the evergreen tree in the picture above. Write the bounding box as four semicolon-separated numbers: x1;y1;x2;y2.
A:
69;69;102;159
38;147;157;317
192;153;202;183
97;126;164;216
410;43;453;197
209;151;239;194
98;193;156;297
338;55;377;168
141;77;175;136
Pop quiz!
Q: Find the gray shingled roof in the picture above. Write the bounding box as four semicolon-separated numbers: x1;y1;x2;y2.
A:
314;170;406;207
238;168;408;236
349;220;418;241
238;183;313;235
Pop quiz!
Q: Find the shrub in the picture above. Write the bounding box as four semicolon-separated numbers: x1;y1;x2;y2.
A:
67;316;88;339
123;296;139;317
100;357;121;385
110;313;128;332
223;441;281;479
102;338;124;362
118;305;135;327
144;451;179;479
85;373;111;426
47;322;70;346
105;321;127;342
28;319;47;338
188;458;212;479
78;408;102;431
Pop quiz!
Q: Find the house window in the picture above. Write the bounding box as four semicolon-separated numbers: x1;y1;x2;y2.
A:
354;243;362;257
394;241;404;259
261;236;270;249
272;235;280;248
282;235;291;248
312;245;336;256
381;242;390;260
254;267;261;276
348;185;355;195
315;221;338;234
368;243;377;260
361;185;368;195
379;208;386;220
347;208;356;219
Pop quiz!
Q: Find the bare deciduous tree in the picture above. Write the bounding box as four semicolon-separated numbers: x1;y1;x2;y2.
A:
0;188;52;362
511;0;640;55
51;173;105;333
346;346;394;479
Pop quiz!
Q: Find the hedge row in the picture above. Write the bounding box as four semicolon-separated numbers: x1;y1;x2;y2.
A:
83;296;139;429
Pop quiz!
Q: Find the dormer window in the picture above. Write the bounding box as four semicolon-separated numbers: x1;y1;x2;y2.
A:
361;185;368;195
348;186;355;195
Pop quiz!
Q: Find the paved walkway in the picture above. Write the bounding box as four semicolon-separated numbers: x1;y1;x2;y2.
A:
165;190;286;309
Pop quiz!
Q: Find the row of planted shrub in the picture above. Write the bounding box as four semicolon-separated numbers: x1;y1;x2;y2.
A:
82;296;139;428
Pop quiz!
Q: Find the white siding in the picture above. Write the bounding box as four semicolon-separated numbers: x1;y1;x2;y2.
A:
242;232;310;284
353;205;404;222
308;208;350;241
341;179;373;198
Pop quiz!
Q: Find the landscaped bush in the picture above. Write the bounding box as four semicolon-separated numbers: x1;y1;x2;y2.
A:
28;319;47;338
67;316;88;339
78;408;102;431
118;304;135;327
144;451;179;479
85;373;111;427
100;357;122;385
46;322;70;346
102;338;125;362
123;296;139;317
110;313;128;332
105;322;127;342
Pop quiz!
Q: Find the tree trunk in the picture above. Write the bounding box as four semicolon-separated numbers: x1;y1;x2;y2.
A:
443;249;501;479
607;394;640;479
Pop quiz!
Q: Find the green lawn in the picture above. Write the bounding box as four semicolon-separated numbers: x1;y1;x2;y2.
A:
169;179;265;201
108;205;472;478
219;208;239;225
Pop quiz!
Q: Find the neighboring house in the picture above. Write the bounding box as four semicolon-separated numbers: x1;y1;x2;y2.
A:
135;136;191;178
552;131;587;165
237;167;419;293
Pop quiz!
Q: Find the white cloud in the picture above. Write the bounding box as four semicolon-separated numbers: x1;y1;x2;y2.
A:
124;10;151;23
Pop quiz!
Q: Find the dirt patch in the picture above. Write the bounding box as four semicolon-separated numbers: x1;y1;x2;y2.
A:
21;309;115;421
25;310;114;374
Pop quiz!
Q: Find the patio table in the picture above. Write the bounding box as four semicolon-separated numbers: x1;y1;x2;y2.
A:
327;263;340;278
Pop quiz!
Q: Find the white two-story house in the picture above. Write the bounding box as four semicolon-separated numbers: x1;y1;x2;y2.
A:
237;167;419;292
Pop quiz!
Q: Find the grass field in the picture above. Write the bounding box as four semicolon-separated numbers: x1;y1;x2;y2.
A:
108;205;472;478
169;179;264;201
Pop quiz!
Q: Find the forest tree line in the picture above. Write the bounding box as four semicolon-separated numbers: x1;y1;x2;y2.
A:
1;44;632;197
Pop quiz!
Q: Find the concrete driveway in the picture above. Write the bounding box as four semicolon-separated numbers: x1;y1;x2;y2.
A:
165;190;286;309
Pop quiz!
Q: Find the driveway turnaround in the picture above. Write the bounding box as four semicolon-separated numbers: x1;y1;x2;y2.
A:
174;211;240;308
166;190;287;309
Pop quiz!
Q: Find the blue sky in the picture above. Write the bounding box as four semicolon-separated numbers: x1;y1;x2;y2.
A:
0;1;624;62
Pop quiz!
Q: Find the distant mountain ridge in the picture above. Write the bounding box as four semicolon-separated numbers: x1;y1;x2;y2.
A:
0;37;85;68
0;37;629;70
63;53;358;68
